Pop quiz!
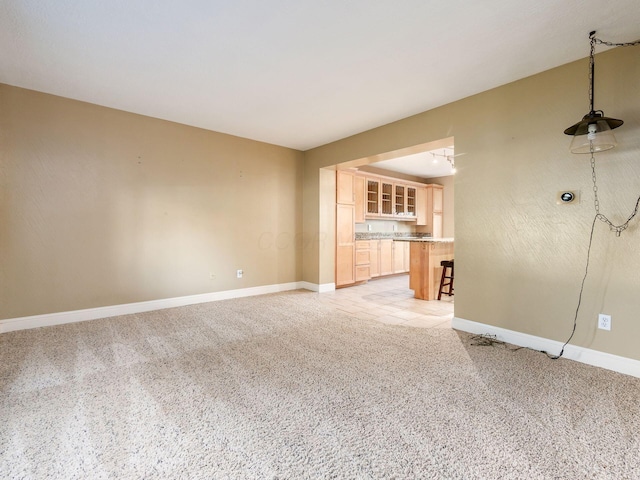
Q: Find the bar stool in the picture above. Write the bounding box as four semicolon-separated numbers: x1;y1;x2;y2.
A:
438;260;454;300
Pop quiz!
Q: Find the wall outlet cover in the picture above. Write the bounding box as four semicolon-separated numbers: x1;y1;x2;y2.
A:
598;313;611;331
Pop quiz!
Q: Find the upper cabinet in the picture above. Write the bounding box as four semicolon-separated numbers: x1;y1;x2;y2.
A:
354;175;366;223
366;179;380;216
359;173;427;222
424;184;444;237
339;170;444;236
336;170;355;205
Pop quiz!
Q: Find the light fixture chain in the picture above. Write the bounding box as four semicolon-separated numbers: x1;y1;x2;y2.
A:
588;36;595;113
590;150;600;215
589;147;640;237
593;37;640;48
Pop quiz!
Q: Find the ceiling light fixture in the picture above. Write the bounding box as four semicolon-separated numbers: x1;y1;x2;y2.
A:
430;149;458;174
564;31;639;153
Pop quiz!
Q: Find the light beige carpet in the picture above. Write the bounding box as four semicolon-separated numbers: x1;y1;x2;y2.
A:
1;290;639;479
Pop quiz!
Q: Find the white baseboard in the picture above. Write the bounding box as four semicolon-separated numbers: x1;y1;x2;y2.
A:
452;317;640;379
299;282;336;293
1;282;304;334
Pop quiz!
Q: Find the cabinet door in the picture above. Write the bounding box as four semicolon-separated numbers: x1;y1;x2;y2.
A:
394;184;405;216
354;175;366;223
369;240;380;277
379;239;393;276
433;186;444;212
366;179;380;216
336;171;354;205
416;187;427;226
432;212;443;238
403;241;410;272
380;182;394;216
336;204;355;286
393;241;405;274
406;187;416;218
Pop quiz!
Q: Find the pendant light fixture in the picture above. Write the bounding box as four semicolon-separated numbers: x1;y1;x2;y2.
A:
564;31;623;154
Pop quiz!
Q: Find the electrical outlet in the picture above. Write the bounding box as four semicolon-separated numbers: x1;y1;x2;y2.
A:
367;224;372;231
209;272;216;280
236;269;243;278
598;314;611;331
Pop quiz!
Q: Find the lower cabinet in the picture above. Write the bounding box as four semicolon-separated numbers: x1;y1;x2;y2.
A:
355;241;371;282
392;241;410;274
369;241;381;278
379;239;393;276
344;238;409;286
336;204;355;287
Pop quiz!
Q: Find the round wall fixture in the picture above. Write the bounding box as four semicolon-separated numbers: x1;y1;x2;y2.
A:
556;190;580;205
561;192;575;202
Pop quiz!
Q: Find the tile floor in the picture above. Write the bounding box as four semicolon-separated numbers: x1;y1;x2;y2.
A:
317;274;453;328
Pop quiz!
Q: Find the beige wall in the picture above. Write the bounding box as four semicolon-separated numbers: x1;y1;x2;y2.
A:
0;84;303;319
303;46;640;361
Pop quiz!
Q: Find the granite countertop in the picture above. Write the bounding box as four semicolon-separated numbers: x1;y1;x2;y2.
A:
355;233;432;240
354;233;454;243
393;237;454;243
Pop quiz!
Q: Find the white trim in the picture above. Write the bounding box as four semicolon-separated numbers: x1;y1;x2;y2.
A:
298;282;336;293
1;282;303;334
318;283;336;293
452;317;640;379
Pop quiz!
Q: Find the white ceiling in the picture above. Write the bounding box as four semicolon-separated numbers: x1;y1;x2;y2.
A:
369;147;457;179
2;1;640;151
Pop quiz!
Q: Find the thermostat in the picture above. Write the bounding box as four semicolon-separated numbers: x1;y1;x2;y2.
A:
556;190;580;205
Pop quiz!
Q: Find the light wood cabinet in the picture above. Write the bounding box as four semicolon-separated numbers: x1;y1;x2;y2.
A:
355;240;371;282
393;241;404;274
406;187;417;217
336;170;354;205
354;175;366;223
366;179;380;216
416;187;427;226
392;241;411;274
422;184;444;237
380;239;393;276
336;203;355;286
380;181;394;217
359;173;423;221
369;240;380;278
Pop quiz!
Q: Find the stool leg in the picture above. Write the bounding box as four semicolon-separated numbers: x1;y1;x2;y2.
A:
438;265;447;300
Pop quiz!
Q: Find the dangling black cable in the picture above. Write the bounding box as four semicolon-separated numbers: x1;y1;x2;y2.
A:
544;214;598;360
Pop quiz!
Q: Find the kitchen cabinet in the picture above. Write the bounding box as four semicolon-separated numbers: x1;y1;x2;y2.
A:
360;173;421;221
369;240;380;278
335;203;355;286
416;187;427;225
336;170;355;205
427;185;444;238
355;240;371;282
354;175;366;223
406;187;417;217
366;179;380;216
379;239;393;276
380;181;394;217
393;240;410;274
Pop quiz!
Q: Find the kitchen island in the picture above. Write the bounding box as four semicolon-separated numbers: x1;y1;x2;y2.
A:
393;238;454;300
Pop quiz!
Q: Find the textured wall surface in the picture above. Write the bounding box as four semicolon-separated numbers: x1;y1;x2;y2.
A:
304;46;640;361
0;84;303;319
